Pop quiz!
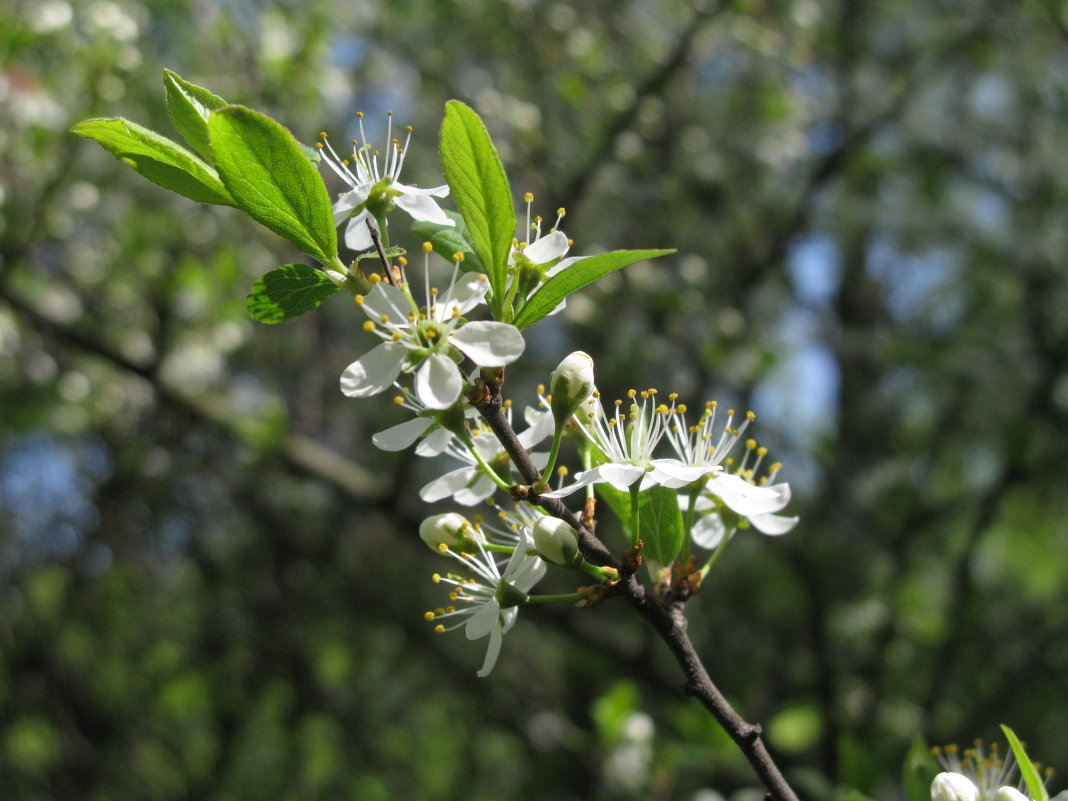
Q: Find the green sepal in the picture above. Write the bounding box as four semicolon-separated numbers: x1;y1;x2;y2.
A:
246;264;340;323
439;100;515;318
208;105;337;264
411;210;486;274
513;249;675;330
163;69;228;162
1000;725;1049;801
71;117;234;206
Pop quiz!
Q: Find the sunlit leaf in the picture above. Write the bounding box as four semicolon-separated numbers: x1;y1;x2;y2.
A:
246;264;339;323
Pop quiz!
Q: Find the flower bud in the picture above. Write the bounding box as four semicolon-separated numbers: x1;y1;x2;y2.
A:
533;516;581;566
549;351;595;426
419;512;475;551
931;773;980;801
996;789;1029;801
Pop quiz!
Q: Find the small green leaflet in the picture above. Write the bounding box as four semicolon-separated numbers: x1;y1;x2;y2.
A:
513;249;674;329
439;100;515;318
71;117;234;206
163;69;228;163
209;106;337;265
1000;725;1050;801
411;210;486;274
353;246;406;265
596;483;685;565
246;264;340;323
901;736;937;801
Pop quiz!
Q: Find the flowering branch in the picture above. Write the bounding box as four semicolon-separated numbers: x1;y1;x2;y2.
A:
471;377;800;801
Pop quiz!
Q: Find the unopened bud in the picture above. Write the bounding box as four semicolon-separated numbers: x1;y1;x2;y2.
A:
533;516;581;566
931;773;980;801
419;512;475;551
549;351;595;426
996;789;1028;801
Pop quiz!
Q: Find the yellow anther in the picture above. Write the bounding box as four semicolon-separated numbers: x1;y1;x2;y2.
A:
727;408;735;416
453;252;465;263
746;439;757;450
557;466;569;476
378;314;389;324
757;446;767;456
423;241;433;253
437;543;449;553
424;611;435;621
537;384;545;394
434;624;445;633
315;141;324;149
357;111;364;118
567;238;574;246
406;125;413;132
677;404;687;414
362;320;375;332
355;294;365;305
707;400;717;409
557;207;566;217
627;389;637;398
393;396;405;405
387;109;393;116
770;462;782;471
398;256;408;267
747;410;756;421
503;399;513;409
369;273;382;285
432;573;441;583
591;390;601;398
524;192;534;203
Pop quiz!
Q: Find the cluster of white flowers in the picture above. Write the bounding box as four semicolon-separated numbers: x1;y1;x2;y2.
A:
930;741;1047;801
326;115;799;676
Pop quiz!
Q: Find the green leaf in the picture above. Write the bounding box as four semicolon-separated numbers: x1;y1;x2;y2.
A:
209;105;337;264
439;100;515;316
513;249;675;329
246;264;340;323
163;69;228;162
638;486;685;565
71;117;234;206
411;210;486;274
594;483;683;564
1000;725;1049;801
902;735;937;801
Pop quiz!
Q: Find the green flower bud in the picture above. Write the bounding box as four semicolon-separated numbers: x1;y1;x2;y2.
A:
549;351;595;427
533;516;581;567
419;512;475;551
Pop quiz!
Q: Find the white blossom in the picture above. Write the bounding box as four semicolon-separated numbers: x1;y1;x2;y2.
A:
340;258;525;410
425;530;546;677
318;112;453;251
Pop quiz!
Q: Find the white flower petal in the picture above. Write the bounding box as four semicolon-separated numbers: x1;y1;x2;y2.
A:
518;407;555;449
750;513;800;536
372;416;433;451
523;230;569;264
343;211;375;250
451;321;526;367
415;426;454;457
361;282;410;325
692;514;728;550
454;474;498;506
340;342;406;397
333;186;371;224
706;472;789;517
394;189;453;225
592;463;649;492
392;181;450;198
435;274;490;319
475;624;504;678
415;354;463;409
419;466;477;502
465;599;500;640
544;255;584;279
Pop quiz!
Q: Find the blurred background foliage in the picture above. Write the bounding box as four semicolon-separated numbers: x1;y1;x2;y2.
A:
2;0;1068;799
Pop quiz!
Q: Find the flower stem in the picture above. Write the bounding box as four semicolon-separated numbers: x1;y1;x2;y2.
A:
628;483;641;549
464;440;512;492
532;427;565;493
523;592;585;605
